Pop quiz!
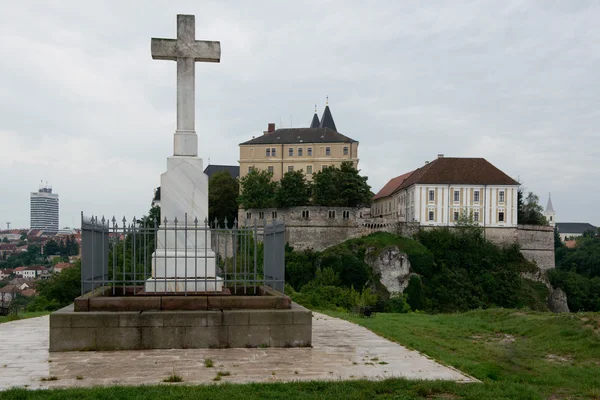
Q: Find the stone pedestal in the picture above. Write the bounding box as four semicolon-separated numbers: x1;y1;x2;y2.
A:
145;155;223;293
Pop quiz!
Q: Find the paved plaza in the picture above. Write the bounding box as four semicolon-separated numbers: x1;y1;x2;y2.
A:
0;312;475;390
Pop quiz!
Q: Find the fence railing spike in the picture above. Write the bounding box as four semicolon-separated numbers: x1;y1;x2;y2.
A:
112;216;117;223
173;216;178;225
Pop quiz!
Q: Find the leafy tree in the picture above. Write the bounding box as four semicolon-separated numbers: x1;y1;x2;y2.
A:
554;227;563;250
209;170;239;227
518;189;548;225
275;170;311;208
43;240;61;257
1;237;8;243
20;233;27;241
36;260;81;307
238;169;278;209
312;161;371;207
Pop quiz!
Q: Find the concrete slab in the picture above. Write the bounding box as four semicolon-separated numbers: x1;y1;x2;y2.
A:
0;312;476;390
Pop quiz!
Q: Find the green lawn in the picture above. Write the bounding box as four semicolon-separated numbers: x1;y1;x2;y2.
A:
325;308;600;399
1;309;599;399
0;311;49;324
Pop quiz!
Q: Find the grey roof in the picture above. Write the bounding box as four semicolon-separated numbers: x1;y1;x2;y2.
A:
310;112;320;128
556;222;597;234
239;127;357;145
545;194;555;212
319;105;337;131
203;165;240;179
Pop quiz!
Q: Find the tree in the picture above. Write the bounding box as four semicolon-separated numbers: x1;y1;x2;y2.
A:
19;233;27;241
554;227;563;250
43;239;61;257
275;170;311;208
209;170;239;227
518;189;548;225
238;169;278;209
1;237;8;243
312;161;371;207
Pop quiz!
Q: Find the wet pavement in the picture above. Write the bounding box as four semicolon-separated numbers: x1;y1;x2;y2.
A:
0;312;475;390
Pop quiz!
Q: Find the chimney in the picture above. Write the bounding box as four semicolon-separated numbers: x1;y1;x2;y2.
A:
437;154;444;158
268;123;275;133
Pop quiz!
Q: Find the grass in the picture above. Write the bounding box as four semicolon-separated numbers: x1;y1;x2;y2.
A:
0;311;50;324
163;374;183;383
3;309;599;399
204;359;214;368
325;308;600;399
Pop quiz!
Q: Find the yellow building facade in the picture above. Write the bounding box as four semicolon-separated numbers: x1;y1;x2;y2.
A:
239;106;359;181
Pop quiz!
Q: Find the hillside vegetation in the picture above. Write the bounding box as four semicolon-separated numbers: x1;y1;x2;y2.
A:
287;227;549;313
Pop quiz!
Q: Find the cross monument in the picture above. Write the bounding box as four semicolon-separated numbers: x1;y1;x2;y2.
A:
151;14;220;156
145;14;222;293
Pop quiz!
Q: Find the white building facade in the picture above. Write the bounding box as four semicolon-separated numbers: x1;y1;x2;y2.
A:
30;184;59;233
373;157;520;228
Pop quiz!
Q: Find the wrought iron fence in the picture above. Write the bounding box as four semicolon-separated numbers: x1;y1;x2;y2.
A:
80;213;286;296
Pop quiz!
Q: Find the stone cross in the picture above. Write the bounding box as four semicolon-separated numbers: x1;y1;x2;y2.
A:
151;14;220;156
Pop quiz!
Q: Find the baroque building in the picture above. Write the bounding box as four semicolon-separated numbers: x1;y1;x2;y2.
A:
238;104;358;181
372;156;520;227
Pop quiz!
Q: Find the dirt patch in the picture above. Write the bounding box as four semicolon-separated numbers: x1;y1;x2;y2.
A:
469;333;517;345
545;354;573;364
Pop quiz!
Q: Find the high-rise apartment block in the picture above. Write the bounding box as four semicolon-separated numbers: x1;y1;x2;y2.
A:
30;183;59;233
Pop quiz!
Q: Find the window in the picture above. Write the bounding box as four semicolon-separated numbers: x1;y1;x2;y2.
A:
258;211;265;220
453;211;459;221
428;211;434;221
272;211;278;219
343;210;350;219
499;190;505;203
429;190;435;202
454;190;460;202
298;148;303;156
549;216;553;222
343;146;349;155
268;166;274;174
498;211;505;222
246;212;251;220
307;147;312;156
301;210;310;219
325;147;331;156
306;165;312;174
473;211;479;222
271;147;276;157
474;190;480;202
328;210;336;219
288;166;294;172
266;148;271;157
289;148;294;157
248;166;254;173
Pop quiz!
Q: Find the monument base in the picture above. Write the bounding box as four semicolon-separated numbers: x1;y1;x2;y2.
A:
144;277;223;293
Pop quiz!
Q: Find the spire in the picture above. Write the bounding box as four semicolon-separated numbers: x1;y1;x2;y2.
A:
319;97;337;132
545;192;555;213
310;104;320;128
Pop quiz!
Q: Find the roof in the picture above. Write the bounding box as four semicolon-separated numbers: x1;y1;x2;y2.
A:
556;222;597;234
310;112;320;128
319;105;337;131
373;170;416;200
14;267;27;272
398;157;519;189
545;194;555;213
54;262;71;269
0;285;18;293
24;266;46;271
240;127;356;145
203;165;240;179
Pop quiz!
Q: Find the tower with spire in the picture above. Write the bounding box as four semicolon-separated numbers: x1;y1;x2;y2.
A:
543;193;556;227
310;104;320;128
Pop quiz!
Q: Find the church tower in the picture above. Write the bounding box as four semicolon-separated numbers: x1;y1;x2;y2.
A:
543;193;556;227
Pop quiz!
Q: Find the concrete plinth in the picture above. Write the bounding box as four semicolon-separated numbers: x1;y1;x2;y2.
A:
49;302;312;351
144;277;223;293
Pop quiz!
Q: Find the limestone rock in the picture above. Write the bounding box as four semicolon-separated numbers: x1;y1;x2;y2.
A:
366;246;412;294
548;288;570;313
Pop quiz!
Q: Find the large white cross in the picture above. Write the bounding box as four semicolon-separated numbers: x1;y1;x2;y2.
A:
151;15;220;155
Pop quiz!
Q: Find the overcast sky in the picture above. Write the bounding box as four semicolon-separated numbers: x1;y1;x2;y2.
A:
1;1;599;229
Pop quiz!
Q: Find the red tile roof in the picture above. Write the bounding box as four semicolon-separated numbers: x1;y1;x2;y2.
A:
373;170;415;200
399;157;519;189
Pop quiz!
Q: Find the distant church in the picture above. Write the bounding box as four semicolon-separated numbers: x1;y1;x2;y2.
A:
543;193;598;240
